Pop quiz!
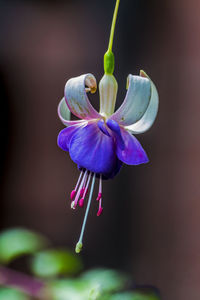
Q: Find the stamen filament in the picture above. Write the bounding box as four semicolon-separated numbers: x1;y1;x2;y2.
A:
75;173;96;253
97;198;103;216
79;172;91;207
97;175;103;216
96;174;102;201
72;170;87;209
83;172;91;198
70;171;83;200
75;171;83;190
99;174;102;190
80;172;88;197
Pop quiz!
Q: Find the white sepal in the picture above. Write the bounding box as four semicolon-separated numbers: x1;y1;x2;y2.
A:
125;71;159;134
110;74;151;126
65;74;101;120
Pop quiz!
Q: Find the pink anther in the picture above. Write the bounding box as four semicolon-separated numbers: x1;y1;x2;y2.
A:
79;198;84;207
70;190;76;200
97;207;103;216
80;187;85;198
96;192;102;201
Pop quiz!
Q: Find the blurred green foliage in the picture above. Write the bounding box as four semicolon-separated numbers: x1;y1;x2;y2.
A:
46;268;129;300
0;228;48;264
31;249;83;278
102;291;160;300
0;228;160;300
46;278;93;300
81;268;129;294
0;287;29;300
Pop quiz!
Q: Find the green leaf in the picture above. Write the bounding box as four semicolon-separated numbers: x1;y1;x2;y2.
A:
81;268;129;294
0;228;48;264
0;287;30;300
46;278;91;300
105;291;160;300
31;249;83;278
45;268;129;300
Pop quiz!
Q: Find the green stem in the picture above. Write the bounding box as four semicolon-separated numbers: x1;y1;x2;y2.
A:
104;0;120;75
108;0;120;52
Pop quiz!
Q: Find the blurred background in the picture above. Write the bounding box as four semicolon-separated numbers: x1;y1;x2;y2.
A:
0;0;200;299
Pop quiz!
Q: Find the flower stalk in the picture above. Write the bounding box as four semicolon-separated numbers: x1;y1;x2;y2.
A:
104;0;120;75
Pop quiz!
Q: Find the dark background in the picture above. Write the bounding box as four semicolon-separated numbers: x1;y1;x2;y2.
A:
1;0;200;299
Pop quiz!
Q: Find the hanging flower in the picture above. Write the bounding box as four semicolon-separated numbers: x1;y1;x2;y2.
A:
57;0;159;253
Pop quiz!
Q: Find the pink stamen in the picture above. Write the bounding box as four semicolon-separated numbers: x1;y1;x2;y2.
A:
96;192;102;201
73;171;87;209
75;170;83;190
70;171;83;200
97;206;103;216
79;172;88;197
84;188;88;196
70;190;76;200
79;198;84;207
78;172;92;208
83;173;91;197
96;175;103;216
80;187;85;198
96;174;102;201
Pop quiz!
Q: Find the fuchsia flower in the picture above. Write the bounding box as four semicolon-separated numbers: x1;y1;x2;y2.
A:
58;70;158;251
57;0;158;253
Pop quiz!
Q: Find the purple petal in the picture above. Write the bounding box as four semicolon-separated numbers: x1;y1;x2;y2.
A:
106;119;125;150
57;124;85;151
107;158;123;179
97;119;110;137
69;122;120;178
116;128;149;165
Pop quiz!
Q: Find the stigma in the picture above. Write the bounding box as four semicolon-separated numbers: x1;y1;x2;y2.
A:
70;170;103;253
